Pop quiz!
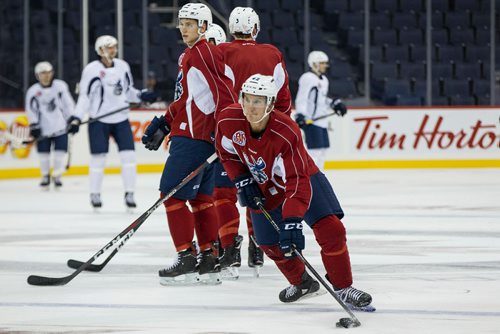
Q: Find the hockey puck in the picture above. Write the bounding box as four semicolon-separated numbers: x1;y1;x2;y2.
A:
335;318;355;328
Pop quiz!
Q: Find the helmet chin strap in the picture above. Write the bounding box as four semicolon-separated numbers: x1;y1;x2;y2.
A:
243;102;274;124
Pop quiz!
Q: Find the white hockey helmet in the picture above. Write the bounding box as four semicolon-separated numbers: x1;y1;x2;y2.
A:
34;61;53;75
178;3;212;29
308;50;329;69
229;7;260;39
205;23;227;45
240;74;277;107
95;35;118;56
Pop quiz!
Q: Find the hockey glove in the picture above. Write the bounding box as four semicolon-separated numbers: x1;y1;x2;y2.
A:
234;174;264;210
331;99;347;117
66;116;81;134
279;217;305;258
29;123;41;139
294;113;307;128
142;115;170;151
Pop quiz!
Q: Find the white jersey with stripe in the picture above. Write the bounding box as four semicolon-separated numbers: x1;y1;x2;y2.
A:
294;72;332;129
25;79;76;136
74;58;140;124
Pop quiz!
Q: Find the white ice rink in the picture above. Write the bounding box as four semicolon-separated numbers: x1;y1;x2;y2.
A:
1;168;499;333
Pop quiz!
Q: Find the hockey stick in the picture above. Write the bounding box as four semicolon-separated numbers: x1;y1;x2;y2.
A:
0;130;25;147
65;134;73;170
27;152;218;286
305;111;340;125
253;198;361;328
22;104;132;145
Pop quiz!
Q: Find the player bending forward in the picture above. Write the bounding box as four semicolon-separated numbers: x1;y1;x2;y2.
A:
215;74;375;311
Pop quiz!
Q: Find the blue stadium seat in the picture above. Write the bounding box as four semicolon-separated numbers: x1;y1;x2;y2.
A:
400;62;426;79
330;61;353;79
338;13;364;30
472;79;491;96
281;0;302;12
454;62;482;79
371;62;398;79
372;28;398;46
382;79;412;105
464;45;490;63
471;14;490;28
371;13;392;29
432;29;449;44
259;12;272;30
287;46;303;63
399;0;423;12
272;28;298;47
399;28;424;45
349;0;365;12
432;63;454;78
454;0;484;11
324;0;349;13
445;12;471;29
443;79;471;96
419;11;445;28
430;96;450;105
438;45;464;62
432;0;450;11
449;95;476;105
393;13;419;29
330;78;359;98
273;11;294;29
385;45;411;62
449;27;475;45
475;26;490;45
373;0;399;13
410;45;428;62
358;45;384;63
346;29;365;47
414;80;442;96
395;95;423;106
255;0;275;12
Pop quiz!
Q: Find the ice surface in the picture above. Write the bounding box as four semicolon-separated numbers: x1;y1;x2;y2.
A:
1;169;499;333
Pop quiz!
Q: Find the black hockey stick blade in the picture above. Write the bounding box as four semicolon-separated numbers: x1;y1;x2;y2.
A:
27;274;75;286
67;259;103;272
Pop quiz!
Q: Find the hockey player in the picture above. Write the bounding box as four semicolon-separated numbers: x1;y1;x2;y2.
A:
294;51;347;170
25;61;78;189
141;3;237;285
213;6;294;274
215;74;374;311
74;35;141;210
205;23;227;46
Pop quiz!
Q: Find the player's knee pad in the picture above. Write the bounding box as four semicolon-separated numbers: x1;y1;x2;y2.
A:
259;244;285;262
163;196;187;213
119;150;136;166
213;187;237;202
312;215;347;253
90;153;106;170
189;193;215;213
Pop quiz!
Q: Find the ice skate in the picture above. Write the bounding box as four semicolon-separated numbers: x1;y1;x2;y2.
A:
159;248;198;286
124;192;136;211
53;175;62;189
39;175;50;190
248;236;264;278
196;249;221;285
335;286;375;312
90;193;102;211
279;271;324;303
219;235;243;280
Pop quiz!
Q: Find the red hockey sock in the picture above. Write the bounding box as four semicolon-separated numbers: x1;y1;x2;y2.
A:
246;207;255;238
260;244;305;285
190;193;219;250
214;187;240;247
162;195;194;252
313;216;353;289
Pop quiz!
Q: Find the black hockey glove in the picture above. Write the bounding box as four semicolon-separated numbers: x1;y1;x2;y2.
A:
279;217;305;258
294;113;307;128
142;115;170;151
66;116;81;134
29;123;41;139
234;174;264;210
331;99;347;117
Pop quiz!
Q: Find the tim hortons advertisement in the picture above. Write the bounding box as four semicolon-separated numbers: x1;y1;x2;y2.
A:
328;108;500;160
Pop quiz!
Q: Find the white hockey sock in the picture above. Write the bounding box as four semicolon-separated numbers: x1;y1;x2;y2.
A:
89;153;107;194
39;153;50;176
52;150;66;177
308;148;327;170
119;150;136;193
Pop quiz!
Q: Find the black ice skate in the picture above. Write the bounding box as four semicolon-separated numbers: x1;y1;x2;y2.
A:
124;192;136;209
40;175;50;190
279;271;324;303
196;249;221;285
159;248;198;286
53;176;62;188
90;193;102;209
219;235;243;280
334;286;376;312
248;235;264;278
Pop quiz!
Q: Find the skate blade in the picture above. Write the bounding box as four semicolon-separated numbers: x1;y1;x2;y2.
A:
197;272;222;285
159;273;199;286
221;267;239;280
348;303;376;312
252;265;262;278
297;289;327;302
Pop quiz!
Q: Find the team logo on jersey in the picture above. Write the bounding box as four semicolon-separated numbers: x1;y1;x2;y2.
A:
46;98;56;112
232;130;246;146
174;71;183;101
99;70;106;78
113;80;123;95
243;153;268;184
36;91;42;97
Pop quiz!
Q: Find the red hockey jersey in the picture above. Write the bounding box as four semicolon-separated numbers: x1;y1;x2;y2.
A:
165;39;237;143
218;40;292;115
215;104;320;219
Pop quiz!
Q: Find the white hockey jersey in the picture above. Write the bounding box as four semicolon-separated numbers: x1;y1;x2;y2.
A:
25;79;76;136
74;58;140;124
294;72;332;129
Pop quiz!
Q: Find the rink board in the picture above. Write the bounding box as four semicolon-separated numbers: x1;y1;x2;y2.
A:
0;107;499;178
